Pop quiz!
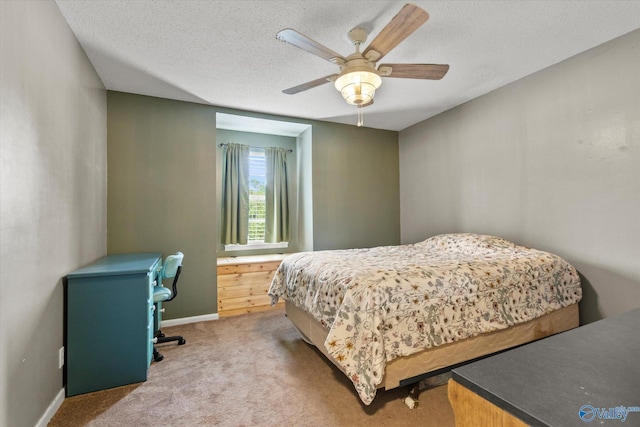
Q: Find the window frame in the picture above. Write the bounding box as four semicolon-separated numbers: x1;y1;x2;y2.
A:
223;147;290;252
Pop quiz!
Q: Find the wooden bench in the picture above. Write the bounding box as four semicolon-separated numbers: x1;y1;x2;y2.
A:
216;254;290;317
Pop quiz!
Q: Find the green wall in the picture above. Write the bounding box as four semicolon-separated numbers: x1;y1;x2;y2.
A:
107;92;400;318
312;122;400;250
107;92;218;319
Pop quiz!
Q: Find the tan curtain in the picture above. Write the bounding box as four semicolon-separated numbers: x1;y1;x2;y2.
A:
221;143;250;244
265;147;290;243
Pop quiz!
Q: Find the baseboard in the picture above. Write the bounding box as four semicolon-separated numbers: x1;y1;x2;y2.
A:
35;387;65;427
161;312;218;327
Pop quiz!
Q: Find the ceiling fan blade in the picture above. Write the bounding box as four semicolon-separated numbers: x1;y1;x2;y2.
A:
276;29;345;64
363;4;429;62
378;63;449;80
282;74;338;95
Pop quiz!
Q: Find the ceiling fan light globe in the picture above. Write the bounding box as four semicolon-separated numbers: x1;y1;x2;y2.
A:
340;83;376;105
335;70;381;106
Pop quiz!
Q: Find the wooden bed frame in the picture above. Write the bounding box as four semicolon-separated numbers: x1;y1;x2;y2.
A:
285;300;579;392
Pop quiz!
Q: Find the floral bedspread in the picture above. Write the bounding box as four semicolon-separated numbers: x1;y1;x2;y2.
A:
268;233;582;405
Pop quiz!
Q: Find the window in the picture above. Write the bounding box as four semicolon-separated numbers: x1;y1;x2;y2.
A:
248;148;266;243
221;144;289;252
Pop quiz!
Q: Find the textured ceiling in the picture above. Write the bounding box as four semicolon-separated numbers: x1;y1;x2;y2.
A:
55;1;640;131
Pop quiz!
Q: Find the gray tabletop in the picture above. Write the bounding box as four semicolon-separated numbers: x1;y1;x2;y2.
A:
452;307;640;427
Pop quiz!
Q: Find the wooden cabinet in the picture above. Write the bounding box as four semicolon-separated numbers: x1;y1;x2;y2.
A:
65;253;161;396
217;255;288;317
448;379;528;427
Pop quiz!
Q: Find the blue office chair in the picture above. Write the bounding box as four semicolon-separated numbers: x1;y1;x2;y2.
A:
153;252;186;362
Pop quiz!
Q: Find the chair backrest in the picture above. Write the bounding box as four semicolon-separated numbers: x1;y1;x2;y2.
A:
160;252;184;280
160;252;184;302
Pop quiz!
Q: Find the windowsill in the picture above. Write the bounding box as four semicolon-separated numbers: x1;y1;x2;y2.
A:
217;253;290;266
224;242;289;252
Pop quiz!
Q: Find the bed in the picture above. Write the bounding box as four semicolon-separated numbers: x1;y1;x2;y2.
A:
268;233;582;405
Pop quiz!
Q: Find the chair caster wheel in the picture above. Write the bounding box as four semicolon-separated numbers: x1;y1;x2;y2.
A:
153;348;164;362
404;396;418;409
178;338;186;345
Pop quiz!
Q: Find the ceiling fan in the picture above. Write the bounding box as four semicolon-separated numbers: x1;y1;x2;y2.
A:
277;3;449;126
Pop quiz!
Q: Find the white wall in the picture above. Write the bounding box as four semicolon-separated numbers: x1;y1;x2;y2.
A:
0;1;107;425
399;29;640;324
297;127;314;252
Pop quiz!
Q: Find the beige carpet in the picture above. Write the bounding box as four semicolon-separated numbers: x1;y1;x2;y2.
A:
50;309;455;426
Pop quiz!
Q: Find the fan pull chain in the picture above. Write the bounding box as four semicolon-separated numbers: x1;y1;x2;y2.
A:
357;106;364;127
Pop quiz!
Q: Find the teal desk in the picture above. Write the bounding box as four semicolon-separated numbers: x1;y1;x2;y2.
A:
65;253;162;396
